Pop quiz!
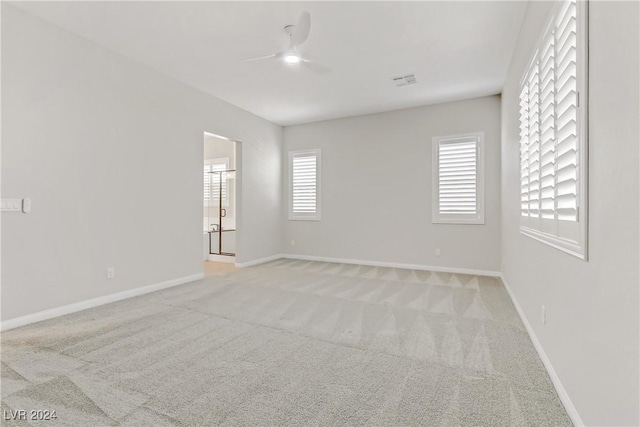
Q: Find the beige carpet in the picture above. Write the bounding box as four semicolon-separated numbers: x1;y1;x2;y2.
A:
1;259;571;426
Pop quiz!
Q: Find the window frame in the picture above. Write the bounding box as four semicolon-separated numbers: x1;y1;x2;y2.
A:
289;149;321;221
432;132;485;225
518;0;588;260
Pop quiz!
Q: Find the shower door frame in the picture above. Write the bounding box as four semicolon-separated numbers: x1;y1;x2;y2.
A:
208;168;236;257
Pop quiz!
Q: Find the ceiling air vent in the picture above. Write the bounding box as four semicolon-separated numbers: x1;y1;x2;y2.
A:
392;74;417;87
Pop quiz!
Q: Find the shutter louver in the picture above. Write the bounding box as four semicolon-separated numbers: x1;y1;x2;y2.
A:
204;162;228;207
520;84;530;217
438;140;477;215
204;164;211;204
540;34;556;219
554;0;578;221
292;154;317;214
528;64;541;218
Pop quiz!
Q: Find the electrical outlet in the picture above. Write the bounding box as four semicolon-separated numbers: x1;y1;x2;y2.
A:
106;268;115;279
435;248;441;256
290;240;295;247
541;305;546;325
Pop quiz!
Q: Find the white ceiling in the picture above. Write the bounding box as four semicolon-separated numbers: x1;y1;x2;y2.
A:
13;1;528;126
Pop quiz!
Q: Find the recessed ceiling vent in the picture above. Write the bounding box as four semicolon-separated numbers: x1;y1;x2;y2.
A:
392;74;417;87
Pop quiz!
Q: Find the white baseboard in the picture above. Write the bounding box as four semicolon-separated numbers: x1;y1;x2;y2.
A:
0;256;582;425
500;273;584;426
0;273;204;332
235;254;284;268
281;253;501;277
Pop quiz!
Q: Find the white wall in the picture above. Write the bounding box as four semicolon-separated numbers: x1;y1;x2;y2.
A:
1;5;283;322
501;2;639;425
283;96;501;272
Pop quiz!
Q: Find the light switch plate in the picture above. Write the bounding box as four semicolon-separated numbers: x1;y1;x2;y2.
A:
1;199;23;212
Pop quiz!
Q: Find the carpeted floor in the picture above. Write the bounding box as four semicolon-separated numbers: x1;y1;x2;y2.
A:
1;259;571;426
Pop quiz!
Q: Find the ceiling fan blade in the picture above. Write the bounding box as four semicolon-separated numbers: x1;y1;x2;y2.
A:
301;59;331;74
292;11;310;46
240;52;282;62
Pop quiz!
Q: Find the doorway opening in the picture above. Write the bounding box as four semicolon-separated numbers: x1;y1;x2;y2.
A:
203;132;238;265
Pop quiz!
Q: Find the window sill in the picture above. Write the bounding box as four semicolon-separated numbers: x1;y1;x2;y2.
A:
288;216;321;221
432;219;485;225
520;226;587;260
432;214;484;225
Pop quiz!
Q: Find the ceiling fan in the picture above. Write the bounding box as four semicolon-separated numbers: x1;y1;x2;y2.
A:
242;11;330;74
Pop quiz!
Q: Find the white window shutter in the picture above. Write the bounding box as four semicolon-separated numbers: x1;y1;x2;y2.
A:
518;0;586;259
520;84;530;217
292;155;317;213
432;133;484;225
203;164;211;205
438;140;477;214
554;0;578;221
289;149;321;220
204;160;228;207
527;63;541;218
539;34;556;220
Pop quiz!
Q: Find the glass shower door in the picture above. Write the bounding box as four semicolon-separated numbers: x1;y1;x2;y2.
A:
207;169;236;256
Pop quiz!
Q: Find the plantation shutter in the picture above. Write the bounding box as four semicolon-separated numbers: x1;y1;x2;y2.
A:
204;164;211;205
520;84;530;217
438;139;478;215
518;0;586;259
554;0;578;221
291;152;318;214
528;63;541;218
204;162;227;207
539;33;556;220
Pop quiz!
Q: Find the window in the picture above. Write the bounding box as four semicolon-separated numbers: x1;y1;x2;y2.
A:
204;158;229;207
432;132;484;225
289;149;321;220
519;0;588;259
